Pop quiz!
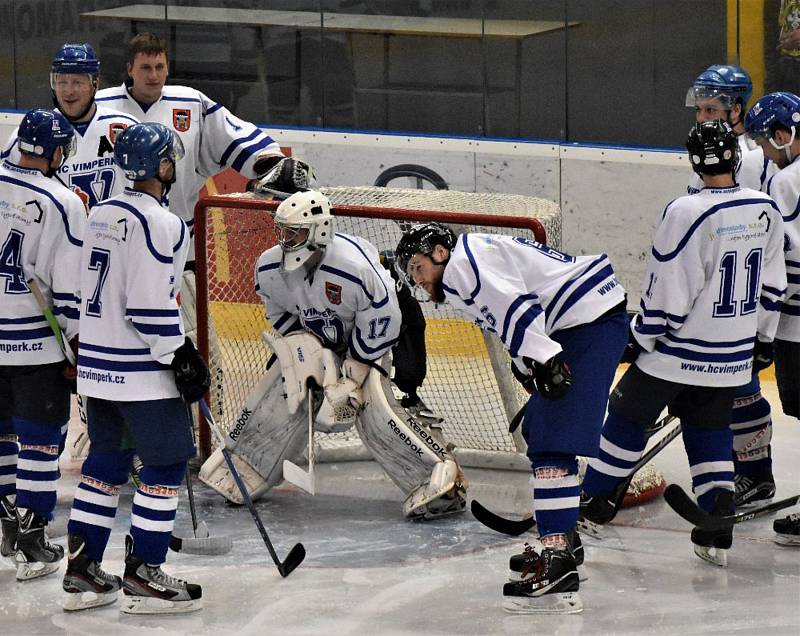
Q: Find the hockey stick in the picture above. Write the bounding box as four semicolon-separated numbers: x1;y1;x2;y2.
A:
471;414;681;536
199;399;305;577
281;387;316;495
664;484;800;531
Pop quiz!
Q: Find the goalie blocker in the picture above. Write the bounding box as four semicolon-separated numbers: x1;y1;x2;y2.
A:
199;332;467;520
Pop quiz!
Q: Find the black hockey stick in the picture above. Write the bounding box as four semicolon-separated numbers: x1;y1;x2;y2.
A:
199;399;305;577
472;415;681;536
664;484;800;531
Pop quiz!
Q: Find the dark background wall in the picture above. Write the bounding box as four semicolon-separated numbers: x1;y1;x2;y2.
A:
0;0;764;148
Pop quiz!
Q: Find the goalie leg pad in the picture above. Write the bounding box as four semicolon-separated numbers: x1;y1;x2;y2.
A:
198;363;308;503
262;330;328;415
356;358;466;518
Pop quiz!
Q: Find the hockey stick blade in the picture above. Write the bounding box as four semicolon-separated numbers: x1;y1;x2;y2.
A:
199;399;306;577
470;500;535;535
282;459;315;495
473;417;682;537
664;484;800;531
169;533;233;556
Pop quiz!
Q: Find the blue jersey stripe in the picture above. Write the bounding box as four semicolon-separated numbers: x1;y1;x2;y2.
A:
0;327;53;340
501;293;540;344
663;332;755;348
551;263;614;327
654;341;753;363
0;316;46;325
219;130;260;167
508;303;544;358
78;355;170;372
126;308;180;318
99;200;173;264
0;175;82;247
80;343;150;356
653;198;781;262
132;322;182;336
231;136;276;172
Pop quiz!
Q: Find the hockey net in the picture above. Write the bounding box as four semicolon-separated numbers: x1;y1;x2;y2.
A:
194;186;664;505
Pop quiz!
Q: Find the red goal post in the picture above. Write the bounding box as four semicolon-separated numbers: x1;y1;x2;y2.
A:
193;186;560;467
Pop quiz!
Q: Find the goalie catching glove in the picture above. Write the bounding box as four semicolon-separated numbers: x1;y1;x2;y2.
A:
171;337;211;403
249;157;316;199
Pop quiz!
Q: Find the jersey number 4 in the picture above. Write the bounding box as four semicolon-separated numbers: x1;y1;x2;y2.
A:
713;248;762;318
86;248;111;317
0;230;28;294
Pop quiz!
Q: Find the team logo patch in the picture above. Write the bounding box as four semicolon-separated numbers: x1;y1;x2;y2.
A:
325;281;342;305
173;109;191;132
109;122;128;143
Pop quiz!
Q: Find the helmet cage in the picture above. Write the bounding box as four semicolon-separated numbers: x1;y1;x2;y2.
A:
686;120;741;176
273;190;333;271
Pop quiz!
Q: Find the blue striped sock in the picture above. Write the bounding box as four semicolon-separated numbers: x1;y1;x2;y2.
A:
532;455;580;537
129;462;185;565
0;419;16;499
683;425;734;512
583;410;646;497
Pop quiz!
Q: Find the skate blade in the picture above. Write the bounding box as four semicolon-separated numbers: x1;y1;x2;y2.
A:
693;544;728;567
502;591;583;615
63;590;119;611
16;559;61;581
576;517;604;539
773;534;800;547
508;566;587;583
735;495;774;510
120;595;203;615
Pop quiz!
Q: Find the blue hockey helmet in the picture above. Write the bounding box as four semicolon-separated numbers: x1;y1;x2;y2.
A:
686;119;740;176
113;122;185;181
745;92;800;143
686;64;753;110
50;43;100;88
17;109;76;162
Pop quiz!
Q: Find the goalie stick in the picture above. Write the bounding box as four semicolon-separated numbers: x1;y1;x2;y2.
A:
199;399;305;577
472;414;681;536
282;386;316;495
664;484;800;531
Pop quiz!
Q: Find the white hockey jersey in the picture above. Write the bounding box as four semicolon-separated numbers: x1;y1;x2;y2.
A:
441;234;626;364
76;188;189;400
687;135;776;194
633;186;787;386
96;83;283;256
764;154;800;342
1;105;138;209
0;160;85;365
255;234;401;362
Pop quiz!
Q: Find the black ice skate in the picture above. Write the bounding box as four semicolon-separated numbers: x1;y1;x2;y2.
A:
691;490;734;567
509;530;586;582
14;507;64;581
773;513;800;547
1;495;17;565
734;474;775;508
121;535;202;614
62;534;122;611
502;540;582;614
577;481;627;537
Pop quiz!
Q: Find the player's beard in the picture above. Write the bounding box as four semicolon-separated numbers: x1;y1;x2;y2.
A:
430;280;445;303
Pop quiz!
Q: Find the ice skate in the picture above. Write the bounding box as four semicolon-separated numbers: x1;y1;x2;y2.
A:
14;507;64;581
734;474;775;508
691;491;734;567
1;495;18;566
121;535;202;614
773;513;800;547
502;540;582;614
509;530;586;582
62;534;121;611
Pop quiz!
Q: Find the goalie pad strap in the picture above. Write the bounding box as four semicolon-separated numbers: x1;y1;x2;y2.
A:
262;329;328;415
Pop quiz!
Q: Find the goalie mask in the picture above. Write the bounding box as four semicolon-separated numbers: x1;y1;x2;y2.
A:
686;119;740;177
274;190;334;271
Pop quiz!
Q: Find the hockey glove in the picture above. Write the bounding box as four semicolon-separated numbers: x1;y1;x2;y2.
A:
752;339;774;374
62;336;79;393
511;357;536;394
534;354;572;400
171;337;211;403
250;157;316;199
620;328;643;364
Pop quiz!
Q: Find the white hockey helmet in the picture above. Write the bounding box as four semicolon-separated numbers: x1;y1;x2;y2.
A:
274;190;334;271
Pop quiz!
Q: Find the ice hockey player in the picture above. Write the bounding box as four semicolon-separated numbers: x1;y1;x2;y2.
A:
2;43;138;209
686;65;779;510
61;123;209;613
394;221;629;614
580;120;786;567
199;190;467;521
95;32;311;343
745;91;800;546
0;109;85;580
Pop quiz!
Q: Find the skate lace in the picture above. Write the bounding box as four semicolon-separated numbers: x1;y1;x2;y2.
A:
519;542;546;580
787;513;800;523
147;565;186;589
734;476;752;494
